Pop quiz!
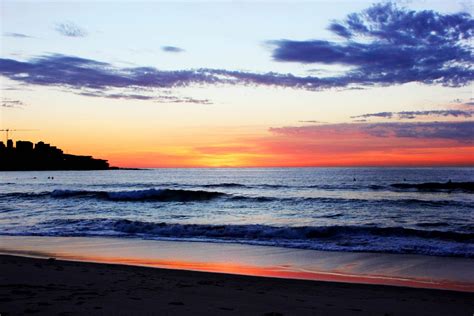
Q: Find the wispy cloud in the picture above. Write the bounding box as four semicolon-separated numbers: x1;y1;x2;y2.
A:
161;46;185;53
4;32;33;38
270;121;474;143
351;110;474;120
298;120;327;124
1;98;25;109
270;2;473;87
55;22;87;37
77;90;211;104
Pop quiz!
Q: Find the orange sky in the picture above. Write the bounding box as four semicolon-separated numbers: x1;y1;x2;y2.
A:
102;124;474;168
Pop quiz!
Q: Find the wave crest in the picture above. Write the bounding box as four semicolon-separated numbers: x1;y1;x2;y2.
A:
51;188;226;202
23;219;474;257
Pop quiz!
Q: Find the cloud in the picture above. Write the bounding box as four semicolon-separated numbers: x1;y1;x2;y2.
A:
0;54;353;101
270;121;474;143
0;47;472;105
351;110;474;120
351;112;395;119
270;2;473;87
1;98;25;108
77;90;211;104
161;46;185;53
298;120;327;124
55;22;87;37
4;32;33;38
0;53;421;95
363;121;474;141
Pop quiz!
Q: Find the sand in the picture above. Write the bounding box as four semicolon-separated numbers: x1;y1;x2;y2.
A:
1;254;474;316
1;236;474;292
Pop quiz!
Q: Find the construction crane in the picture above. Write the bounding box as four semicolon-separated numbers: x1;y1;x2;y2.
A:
0;129;38;143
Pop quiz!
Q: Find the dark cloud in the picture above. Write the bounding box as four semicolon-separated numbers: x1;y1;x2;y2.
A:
161;46;185;53
55;22;87;37
1;99;25;108
4;32;33;38
270;121;474;143
0;54;357;101
271;2;473;87
352;110;474;120
0;47;471;105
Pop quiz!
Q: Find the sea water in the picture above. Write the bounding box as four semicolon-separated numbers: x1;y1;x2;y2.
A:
1;168;473;257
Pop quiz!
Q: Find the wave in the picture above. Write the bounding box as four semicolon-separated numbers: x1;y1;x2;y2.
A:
9;219;474;257
0;191;51;198
416;222;449;228
201;183;249;188
391;181;474;192
185;181;474;193
1;189;472;209
10;181;472;193
110;220;473;242
50;188;226;202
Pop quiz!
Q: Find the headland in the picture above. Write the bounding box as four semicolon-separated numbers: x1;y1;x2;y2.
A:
0;139;112;170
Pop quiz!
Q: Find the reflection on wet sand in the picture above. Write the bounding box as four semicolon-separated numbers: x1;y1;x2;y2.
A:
1;236;473;292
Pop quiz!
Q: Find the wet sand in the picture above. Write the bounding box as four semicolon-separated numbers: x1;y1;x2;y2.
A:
1;254;474;315
1;236;473;292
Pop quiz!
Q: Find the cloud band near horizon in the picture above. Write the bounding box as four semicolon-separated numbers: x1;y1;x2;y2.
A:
351;110;474;120
270;121;474;142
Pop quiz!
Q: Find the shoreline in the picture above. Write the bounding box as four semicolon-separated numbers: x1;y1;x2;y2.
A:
1;236;473;292
1;254;473;315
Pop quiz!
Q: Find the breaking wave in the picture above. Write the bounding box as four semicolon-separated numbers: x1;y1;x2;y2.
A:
50;188;226;202
10;219;474;257
0;189;472;209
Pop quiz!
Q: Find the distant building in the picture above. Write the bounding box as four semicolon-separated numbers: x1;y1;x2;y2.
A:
0;140;110;171
16;141;33;152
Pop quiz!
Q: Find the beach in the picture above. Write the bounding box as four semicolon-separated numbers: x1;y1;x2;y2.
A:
1;168;473;314
1;236;474;315
2;254;474;316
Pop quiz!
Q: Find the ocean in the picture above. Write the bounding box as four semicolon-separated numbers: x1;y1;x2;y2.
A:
1;168;473;258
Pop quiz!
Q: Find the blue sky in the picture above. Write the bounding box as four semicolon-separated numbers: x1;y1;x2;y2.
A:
2;1;468;72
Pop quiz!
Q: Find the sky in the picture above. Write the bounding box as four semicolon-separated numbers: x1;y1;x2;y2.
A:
0;0;473;167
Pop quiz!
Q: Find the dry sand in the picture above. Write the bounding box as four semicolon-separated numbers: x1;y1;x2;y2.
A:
1;254;473;315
